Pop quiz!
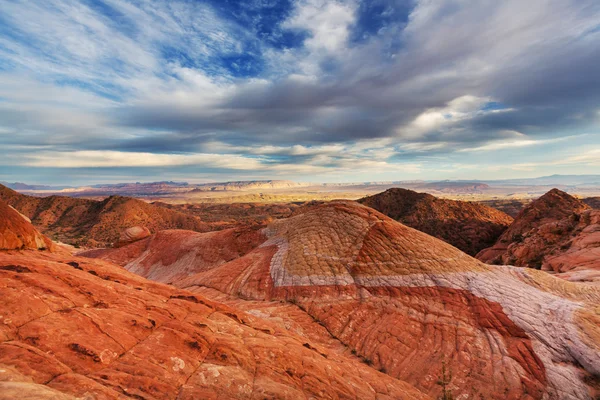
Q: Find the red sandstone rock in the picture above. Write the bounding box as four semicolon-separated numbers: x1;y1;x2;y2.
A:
86;200;600;400
80;227;266;284
114;226;151;248
0;208;429;399
477;189;600;284
359;188;513;255
0;184;210;247
0;200;53;251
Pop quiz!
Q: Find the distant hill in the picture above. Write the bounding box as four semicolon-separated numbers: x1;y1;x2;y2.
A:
477;189;600;283
0;184;209;247
584;197;600;209
477;199;533;218
488;174;600;186
421;181;490;193
358;188;513;255
0;181;71;191
191;180;310;192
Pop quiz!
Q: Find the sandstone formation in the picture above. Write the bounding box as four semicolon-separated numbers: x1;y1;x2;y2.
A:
81;227;265;284
86;200;600;400
114;226;151;248
0;207;429;399
0;200;53;251
477;189;600;284
0;184;209;247
359;188;513;255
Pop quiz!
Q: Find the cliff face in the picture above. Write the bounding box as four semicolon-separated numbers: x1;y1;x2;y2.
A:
85;200;600;400
359;188;513;255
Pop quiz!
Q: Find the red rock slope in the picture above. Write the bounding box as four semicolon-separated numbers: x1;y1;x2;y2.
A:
359;188;513;255
86;200;600;400
81;226;266;284
0;201;429;400
0;200;54;251
0;184;209;247
477;189;600;284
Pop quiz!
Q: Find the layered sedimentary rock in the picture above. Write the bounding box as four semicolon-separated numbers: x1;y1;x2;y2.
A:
87;200;600;400
477;189;600;284
114;226;151;248
358;188;513;255
81;227;265;284
0;206;429;399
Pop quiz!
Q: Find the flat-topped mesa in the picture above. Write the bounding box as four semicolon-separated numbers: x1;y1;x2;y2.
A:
0;200;54;251
83;199;600;399
477;189;600;283
358;188;513;255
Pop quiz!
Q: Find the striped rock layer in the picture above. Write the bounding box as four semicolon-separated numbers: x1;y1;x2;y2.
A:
86;201;600;400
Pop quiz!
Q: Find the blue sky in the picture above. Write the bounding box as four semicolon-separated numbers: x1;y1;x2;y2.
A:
0;0;599;185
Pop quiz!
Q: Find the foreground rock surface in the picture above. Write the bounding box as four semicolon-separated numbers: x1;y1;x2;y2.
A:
86;200;600;400
477;189;600;284
359;188;513;255
0;213;429;399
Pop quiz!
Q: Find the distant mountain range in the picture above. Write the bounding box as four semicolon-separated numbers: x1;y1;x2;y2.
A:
485;174;600;186
3;175;600;199
0;181;73;191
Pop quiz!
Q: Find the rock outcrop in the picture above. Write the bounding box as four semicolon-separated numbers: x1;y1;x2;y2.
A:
114;226;151;248
81;227;266;284
86;200;600;400
0;203;429;399
477;189;600;284
0;200;53;251
358;188;513;255
0;184;209;247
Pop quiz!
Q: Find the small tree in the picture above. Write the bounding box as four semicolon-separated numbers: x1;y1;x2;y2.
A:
437;360;453;400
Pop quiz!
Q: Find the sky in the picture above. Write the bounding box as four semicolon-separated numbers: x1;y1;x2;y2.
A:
0;0;599;185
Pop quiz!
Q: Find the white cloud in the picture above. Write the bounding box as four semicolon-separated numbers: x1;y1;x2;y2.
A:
23;150;265;169
284;0;356;54
400;95;492;138
281;0;357;75
458;133;576;153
